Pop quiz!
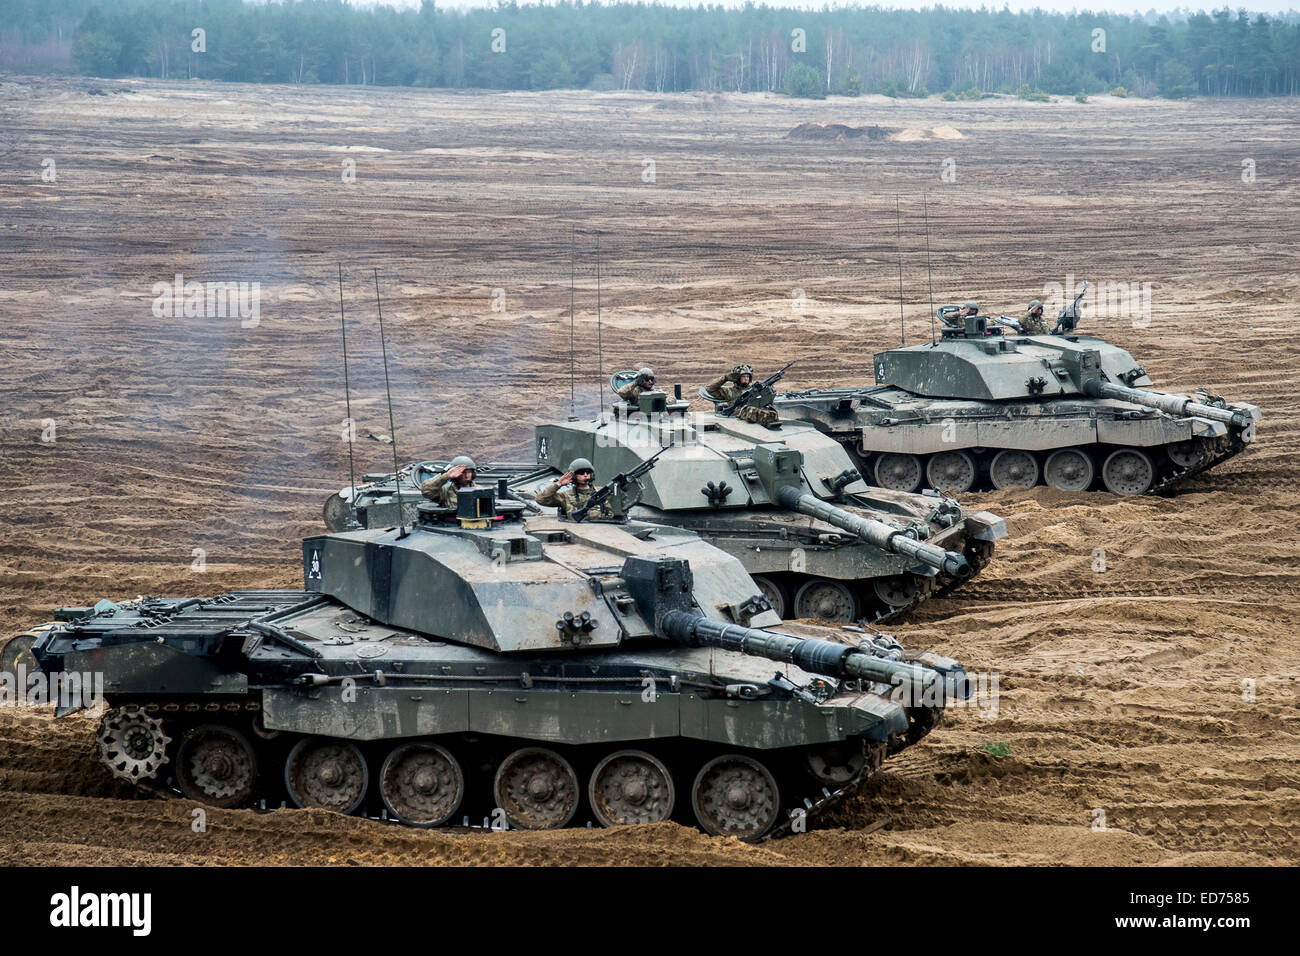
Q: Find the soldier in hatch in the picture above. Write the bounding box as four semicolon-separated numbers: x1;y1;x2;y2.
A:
1020;299;1050;335
704;363;778;425
616;367;656;403
535;458;613;518
419;455;477;508
956;300;979;319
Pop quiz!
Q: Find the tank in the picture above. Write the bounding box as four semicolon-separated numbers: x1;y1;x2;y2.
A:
24;483;971;841
774;309;1261;496
529;380;1006;623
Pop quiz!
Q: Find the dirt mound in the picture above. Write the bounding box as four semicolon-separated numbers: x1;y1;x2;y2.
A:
786;122;888;141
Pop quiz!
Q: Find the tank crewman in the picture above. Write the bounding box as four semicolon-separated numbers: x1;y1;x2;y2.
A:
535;458;613;518
616;367;656;404
704;363;778;425
956;300;979;319
419;455;477;508
1020;299;1050;335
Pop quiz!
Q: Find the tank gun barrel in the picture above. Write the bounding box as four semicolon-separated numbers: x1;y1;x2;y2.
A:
659;609;939;689
1082;380;1252;428
775;486;970;579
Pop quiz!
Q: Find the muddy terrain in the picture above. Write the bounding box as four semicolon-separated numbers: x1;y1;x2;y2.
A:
1;78;1296;865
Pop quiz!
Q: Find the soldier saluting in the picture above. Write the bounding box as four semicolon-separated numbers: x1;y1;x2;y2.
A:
419;455;477;508
1021;299;1049;335
705;363;778;425
616;367;656;403
535;458;613;518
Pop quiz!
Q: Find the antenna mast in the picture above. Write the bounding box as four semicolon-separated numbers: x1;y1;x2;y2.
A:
569;224;576;418
372;268;407;538
337;265;359;529
922;191;937;345
895;196;906;346
595;233;603;401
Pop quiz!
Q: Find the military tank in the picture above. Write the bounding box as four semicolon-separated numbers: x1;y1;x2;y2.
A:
528;378;1006;623
774;303;1261;496
25;480;970;840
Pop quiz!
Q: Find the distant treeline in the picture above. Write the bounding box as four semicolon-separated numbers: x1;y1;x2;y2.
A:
4;1;1300;98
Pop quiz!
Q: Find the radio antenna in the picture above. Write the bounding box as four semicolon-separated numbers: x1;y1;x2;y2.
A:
895;195;906;346
372;268;407;538
337;264;359;529
595;233;603;403
922;191;937;346
569;224;576;418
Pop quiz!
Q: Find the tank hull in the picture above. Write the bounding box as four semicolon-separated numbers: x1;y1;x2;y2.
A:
30;590;958;839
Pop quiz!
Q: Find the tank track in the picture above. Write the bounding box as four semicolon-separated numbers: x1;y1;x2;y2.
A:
93;699;943;842
1149;439;1247;496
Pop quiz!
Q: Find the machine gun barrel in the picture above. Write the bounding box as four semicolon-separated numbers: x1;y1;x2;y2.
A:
659;609;941;689
775;486;970;579
1082;380;1253;428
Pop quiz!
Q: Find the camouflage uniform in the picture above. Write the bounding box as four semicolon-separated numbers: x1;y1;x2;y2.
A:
1021;301;1049;335
419;472;460;508
616;382;649;404
535;480;613;518
705;365;778;425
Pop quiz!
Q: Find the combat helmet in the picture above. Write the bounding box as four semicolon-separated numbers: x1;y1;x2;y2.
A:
568;458;594;475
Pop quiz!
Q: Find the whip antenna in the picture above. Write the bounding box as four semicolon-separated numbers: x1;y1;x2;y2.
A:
895;195;906;346
337;264;359;529
595;233;603;404
923;191;937;345
569;224;576;419
372;268;407;538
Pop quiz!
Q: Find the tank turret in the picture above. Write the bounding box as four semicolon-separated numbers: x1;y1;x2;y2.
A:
775;305;1260;496
28;479;971;840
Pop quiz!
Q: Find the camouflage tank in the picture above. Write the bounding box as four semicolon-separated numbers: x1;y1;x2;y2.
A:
25;480;970;840
528;377;1006;623
774;303;1261;497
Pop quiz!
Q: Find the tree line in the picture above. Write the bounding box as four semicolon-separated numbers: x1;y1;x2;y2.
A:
3;1;1300;98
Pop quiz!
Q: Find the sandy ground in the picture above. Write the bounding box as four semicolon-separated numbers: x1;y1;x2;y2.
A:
0;77;1297;865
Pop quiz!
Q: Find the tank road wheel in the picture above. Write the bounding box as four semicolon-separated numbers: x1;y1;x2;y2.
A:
793;578;857;623
0;633;38;684
692;754;780;840
1167;440;1208;470
1102;448;1155;496
750;575;787;619
871;575;922;611
873;453;923;494
322;493;352;532
1043;448;1094;492
176;724;258;808
97;705;172;783
588;750;676;827
989;449;1040;490
285;738;369;814
805;740;867;787
379;742;464;827
493;747;580;830
926;451;976;494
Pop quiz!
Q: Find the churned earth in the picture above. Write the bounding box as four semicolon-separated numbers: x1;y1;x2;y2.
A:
0;77;1296;865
